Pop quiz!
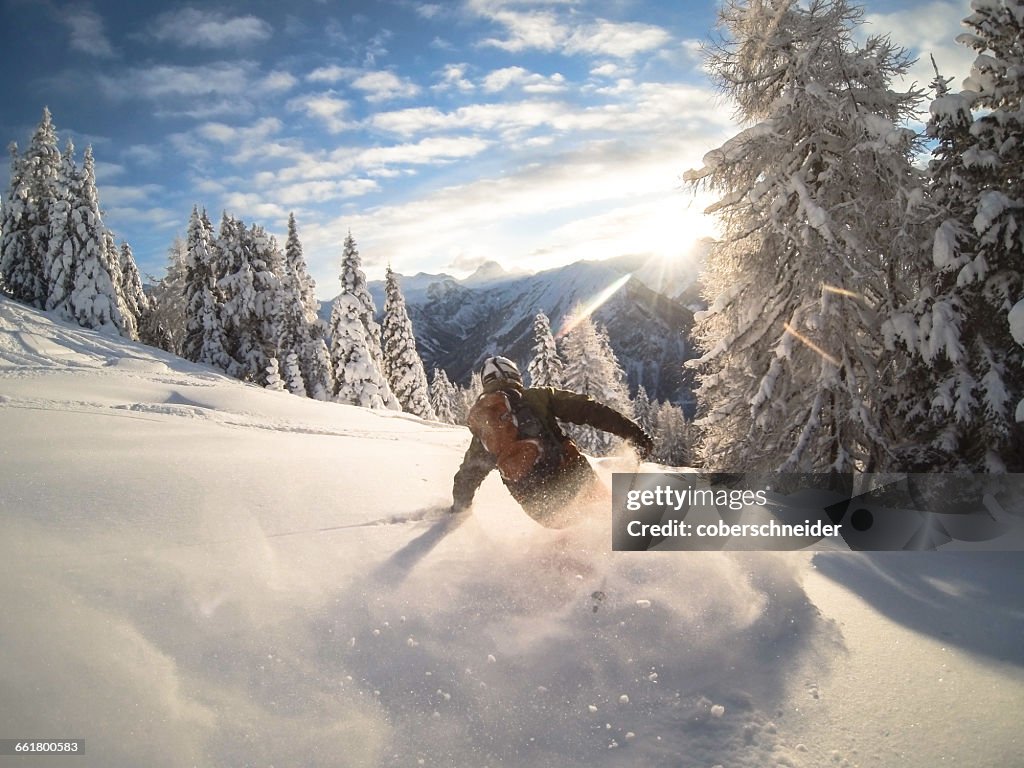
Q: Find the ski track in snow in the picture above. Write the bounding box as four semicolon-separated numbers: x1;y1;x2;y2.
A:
1;297;1023;768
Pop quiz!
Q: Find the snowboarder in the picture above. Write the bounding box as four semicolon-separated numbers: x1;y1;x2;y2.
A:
451;356;654;527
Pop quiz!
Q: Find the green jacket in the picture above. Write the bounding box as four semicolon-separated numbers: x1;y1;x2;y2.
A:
452;386;650;518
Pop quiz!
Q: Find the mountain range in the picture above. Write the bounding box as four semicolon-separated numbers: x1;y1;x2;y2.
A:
322;251;707;409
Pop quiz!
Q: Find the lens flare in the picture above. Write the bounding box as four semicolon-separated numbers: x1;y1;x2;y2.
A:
821;284;865;302
555;273;632;339
783;322;839;367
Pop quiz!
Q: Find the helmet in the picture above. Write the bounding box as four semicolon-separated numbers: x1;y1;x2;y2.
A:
480;356;523;388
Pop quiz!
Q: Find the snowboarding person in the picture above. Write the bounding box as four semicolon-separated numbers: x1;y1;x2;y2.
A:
450;356;654;527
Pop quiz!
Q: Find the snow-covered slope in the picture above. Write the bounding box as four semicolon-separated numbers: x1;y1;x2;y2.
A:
1;296;1022;768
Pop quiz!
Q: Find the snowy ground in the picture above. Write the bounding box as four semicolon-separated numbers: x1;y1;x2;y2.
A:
1;295;1021;768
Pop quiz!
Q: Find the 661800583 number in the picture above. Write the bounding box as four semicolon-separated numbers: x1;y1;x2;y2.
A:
0;740;84;756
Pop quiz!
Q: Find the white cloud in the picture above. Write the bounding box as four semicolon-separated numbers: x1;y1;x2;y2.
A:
312;127;729;275
471;2;670;60
371;83;729;141
565;20;671;58
864;1;975;93
478;8;566;52
287;92;355;133
357;136;492;167
415;3;444;19
188;118;300;165
434;63;475;92
60;6;115;58
100;63;255;100
351;71;421;102
275;179;380;205
370;101;563;137
219;194;289;222
151;8;273;49
590;62;625;78
121;145;162;167
306;67;420;101
481;67;567;93
196;118;283;145
308;65;355;84
260;71;299;93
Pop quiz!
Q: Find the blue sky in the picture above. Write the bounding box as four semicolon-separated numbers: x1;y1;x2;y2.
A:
0;0;976;297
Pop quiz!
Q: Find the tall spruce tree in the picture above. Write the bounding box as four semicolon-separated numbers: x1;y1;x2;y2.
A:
887;2;1024;471
632;384;656;438
109;237;144;341
429;368;459;424
0;145;27;299
685;0;928;473
44;144;130;334
144;237;189;354
44;140;79;317
382;266;435;418
945;0;1023;468
183;207;232;370
527;311;563;388
329;232;396;409
0;109;60;308
285;213;320;324
218;216;282;384
284;215;334;400
560;309;632;455
653;400;691;467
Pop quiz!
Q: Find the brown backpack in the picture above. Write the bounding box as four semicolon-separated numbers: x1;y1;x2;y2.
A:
468;388;576;483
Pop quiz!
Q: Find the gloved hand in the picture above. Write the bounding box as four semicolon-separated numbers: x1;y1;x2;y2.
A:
631;431;655;461
450;498;471;515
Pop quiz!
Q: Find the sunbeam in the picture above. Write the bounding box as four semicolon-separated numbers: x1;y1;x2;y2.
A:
555;272;632;339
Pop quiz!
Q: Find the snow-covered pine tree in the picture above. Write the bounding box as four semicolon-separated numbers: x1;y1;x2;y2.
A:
217;216;282;384
182;207;232;371
46;144;130;334
280;214;327;399
886;2;1024;471
633;384;656;438
143;237;188;354
0;145;27;299
284;213;333;399
944;0;1023;469
256;225;303;397
382;266;434;419
560;308;632;455
429;367;459;424
286;213;319;324
71;147;131;334
684;0;928;473
0;108;60;308
329;232;397;409
303;334;335;401
527;311;564;388
109;236;144;341
44;140;79;317
653;400;691;467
